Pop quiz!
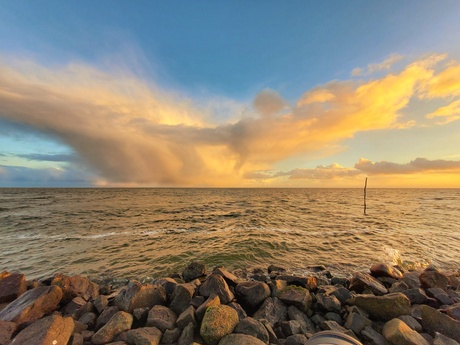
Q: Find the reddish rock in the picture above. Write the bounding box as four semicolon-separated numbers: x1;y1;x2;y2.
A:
0;285;62;326
0;273;27;303
199;274;234;304
349;272;388;296
51;273;99;303
275;275;317;290
10;314;74;345
0;320;17;345
370;263;403;279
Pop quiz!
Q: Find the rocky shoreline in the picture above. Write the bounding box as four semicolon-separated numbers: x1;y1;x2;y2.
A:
0;262;459;345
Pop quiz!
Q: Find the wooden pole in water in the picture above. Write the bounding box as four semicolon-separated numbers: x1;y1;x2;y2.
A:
364;177;368;215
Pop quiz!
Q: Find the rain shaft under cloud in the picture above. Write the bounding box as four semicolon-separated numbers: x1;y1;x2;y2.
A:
1;54;460;186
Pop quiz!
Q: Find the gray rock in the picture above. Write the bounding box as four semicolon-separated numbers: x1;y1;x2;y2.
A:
126;326;162;345
351;292;411;321
444;303;460;321
218;333;266;345
199;274;234;304
344;312;372;334
280;320;301;336
147;305;177;332
200;305;239;345
325;312;342;324
253;297;288;327
182;261;206;282
162;327;182;344
115;281;166;313
389;281;410;293
61;296;87;316
178;322;195;345
234;317;269;344
0;285;62;326
398;315;422;332
10;314;74;345
427;287;454;305
259;318;280;344
402;288;429;304
285;334;308;345
402;272;421;289
176;305;196;329
213;267;242;286
0;273;27;303
349;272;387;296
78;312;97;330
331;277;349;287
170;283;195;315
228;301;248;321
361;325;390;345
278;286;312;313
287;305;315;333
96;305;119;330
433;332;460;345
420;305;460;342
315;293;341;312
196;294;220;321
91;311;133;344
319;320;348;332
133;307;149;324
94;294;109;314
382;318;430;345
69;332;84;345
236;281;271;311
311;313;326;325
153;278;177;299
370;263;403;279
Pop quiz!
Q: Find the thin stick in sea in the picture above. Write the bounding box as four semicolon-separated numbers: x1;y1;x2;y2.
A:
364;177;368;215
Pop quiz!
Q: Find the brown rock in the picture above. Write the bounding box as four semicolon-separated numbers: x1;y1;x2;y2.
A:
275;275;317;290
91;311;133;344
147;305;177;332
196;294;220;321
420;270;449;290
96;306;119;330
182;261;206;282
115;281;166;313
0;285;62;326
252;297;288;327
51;273;99;303
126;327;162;345
0;320;17;345
200;305;239;345
382;318;429;345
445;303;460;321
349;272;387;296
420;305;460;342
10;314;74;345
199;274;234;304
278;286;311;313
213;267;242;286
235;281;270;310
218;333;266;345
370;263;403;279
170;283;195;315
0;273;27;303
351;292;411;321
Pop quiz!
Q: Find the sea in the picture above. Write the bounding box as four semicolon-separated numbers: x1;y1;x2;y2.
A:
0;188;459;284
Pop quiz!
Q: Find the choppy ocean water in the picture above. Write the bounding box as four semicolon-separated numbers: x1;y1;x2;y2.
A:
0;188;459;283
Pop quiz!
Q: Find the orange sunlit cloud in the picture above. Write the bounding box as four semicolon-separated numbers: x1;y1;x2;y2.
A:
1;54;460;186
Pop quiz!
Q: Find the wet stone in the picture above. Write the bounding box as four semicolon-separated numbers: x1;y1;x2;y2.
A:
0;273;27;303
370;263;403;279
349;272;387;296
420;269;449;290
199;274;234;304
182;261;206;282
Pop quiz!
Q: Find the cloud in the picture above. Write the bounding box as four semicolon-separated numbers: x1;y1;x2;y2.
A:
352;54;404;76
0;53;458;186
275;164;361;180
426;99;460;124
17;153;76;162
355;157;460;174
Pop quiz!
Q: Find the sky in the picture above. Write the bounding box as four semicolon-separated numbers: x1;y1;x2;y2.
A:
1;1;460;188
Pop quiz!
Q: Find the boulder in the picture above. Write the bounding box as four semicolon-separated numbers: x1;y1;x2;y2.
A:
78;312;97;330
0;273;27;303
178;322;195;345
349;272;387;296
351;292;411;321
154;278;178;299
51;273;99;303
275;275;317;290
196;294;220;321
433;332;460;345
0;285;62;326
420;305;460;342
287;305;315;333
253;297;288;327
182;262;206;282
419;270;449;289
199;274;234;304
398;315;422;332
218;333;266;345
278;285;312;313
280;320;301;337
95;305;119;330
402;288;429;304
236;281;271;311
315;293;341;313
170;283;195;315
234;317;269;344
444;303;460;321
0;320;17;345
402;272;422;289
213;267;242;286
200;305;239;345
91;311;133;344
344;312;372;334
176;305;196;329
61;296;87;316
115;281;166;313
93;295;109;314
10;314;74;345
361;325;390;345
126;327;162;345
228;301;247;321
370;263;403;279
147;305;177;332
382;318;430;345
162;327;181;344
285;334;309;345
